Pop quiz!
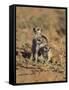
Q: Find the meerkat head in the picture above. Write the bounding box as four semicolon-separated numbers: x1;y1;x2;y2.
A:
33;27;42;35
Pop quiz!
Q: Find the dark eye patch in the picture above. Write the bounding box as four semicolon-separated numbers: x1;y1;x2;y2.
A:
37;29;39;31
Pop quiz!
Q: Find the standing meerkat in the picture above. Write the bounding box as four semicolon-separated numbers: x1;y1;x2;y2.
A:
32;27;50;63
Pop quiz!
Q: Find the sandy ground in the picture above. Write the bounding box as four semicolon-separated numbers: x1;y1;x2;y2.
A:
16;58;65;83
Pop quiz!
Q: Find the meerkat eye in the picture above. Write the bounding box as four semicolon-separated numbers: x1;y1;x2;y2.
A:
37;29;39;31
